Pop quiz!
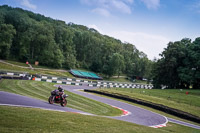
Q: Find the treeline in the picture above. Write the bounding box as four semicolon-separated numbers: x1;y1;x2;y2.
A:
1;5;199;88
153;38;200;89
0;5;152;79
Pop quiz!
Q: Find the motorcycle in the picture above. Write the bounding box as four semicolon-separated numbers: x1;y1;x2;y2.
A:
48;90;68;107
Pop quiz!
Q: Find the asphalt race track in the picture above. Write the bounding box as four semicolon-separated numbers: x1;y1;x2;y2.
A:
60;84;168;127
0;91;89;114
0;84;200;129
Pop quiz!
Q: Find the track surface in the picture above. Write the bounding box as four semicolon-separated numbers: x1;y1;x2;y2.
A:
0;84;167;127
61;85;167;127
0;91;88;114
0;84;200;129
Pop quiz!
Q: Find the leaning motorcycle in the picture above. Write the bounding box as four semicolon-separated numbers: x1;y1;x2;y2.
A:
48;91;68;107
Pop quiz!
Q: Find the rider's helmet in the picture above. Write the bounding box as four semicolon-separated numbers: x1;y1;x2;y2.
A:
58;86;63;92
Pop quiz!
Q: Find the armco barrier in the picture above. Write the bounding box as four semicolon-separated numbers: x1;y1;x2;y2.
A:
84;89;200;124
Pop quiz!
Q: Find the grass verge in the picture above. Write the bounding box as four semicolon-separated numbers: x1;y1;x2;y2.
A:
94;88;200;117
0;79;122;116
0;61;73;77
84;89;200;126
0;106;200;133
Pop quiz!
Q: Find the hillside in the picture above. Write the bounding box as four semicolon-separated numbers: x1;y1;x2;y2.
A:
0;5;153;79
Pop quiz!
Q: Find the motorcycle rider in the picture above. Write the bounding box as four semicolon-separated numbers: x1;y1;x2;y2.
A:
58;86;64;98
51;86;65;100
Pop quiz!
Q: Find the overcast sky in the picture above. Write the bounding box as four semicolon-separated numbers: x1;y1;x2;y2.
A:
1;0;200;59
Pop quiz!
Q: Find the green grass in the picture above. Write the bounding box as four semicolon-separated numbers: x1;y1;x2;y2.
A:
1;60;149;83
6;60;30;67
0;106;200;133
0;61;74;77
0;79;122;116
102;76;148;84
103;77;132;83
86;89;200;126
95;88;200;117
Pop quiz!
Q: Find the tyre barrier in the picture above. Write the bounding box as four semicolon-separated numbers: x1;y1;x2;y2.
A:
0;71;30;80
0;71;82;86
0;71;29;77
0;76;29;80
33;74;153;89
34;78;82;86
84;89;200;124
33;75;97;84
0;71;153;89
88;83;153;89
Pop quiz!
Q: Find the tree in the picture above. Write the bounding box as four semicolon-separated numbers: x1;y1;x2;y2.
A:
152;38;191;89
0;5;155;77
54;25;76;69
187;38;200;88
104;53;125;77
0;24;16;59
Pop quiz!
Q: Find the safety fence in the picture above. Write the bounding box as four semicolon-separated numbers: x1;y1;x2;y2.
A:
0;71;153;89
88;83;153;89
33;77;82;86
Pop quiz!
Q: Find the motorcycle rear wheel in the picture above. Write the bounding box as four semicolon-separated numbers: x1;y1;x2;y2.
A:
48;96;54;104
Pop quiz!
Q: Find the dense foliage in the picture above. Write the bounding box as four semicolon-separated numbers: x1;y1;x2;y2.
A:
0;5;152;79
153;38;200;89
1;5;198;88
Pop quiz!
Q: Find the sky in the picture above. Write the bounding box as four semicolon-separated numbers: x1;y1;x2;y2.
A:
0;0;200;59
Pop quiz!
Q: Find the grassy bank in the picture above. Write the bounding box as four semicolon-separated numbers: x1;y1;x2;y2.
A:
94;88;200;117
0;79;122;116
0;106;199;133
0;61;73;77
1;60;147;83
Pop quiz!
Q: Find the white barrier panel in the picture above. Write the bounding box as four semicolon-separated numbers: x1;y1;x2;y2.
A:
42;76;47;79
66;82;71;85
35;78;41;81
57;81;62;84
7;73;14;76
19;74;26;76
46;79;52;83
67;78;72;81
52;77;57;80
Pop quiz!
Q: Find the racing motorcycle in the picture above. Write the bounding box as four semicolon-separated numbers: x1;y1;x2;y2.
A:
48;90;68;107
